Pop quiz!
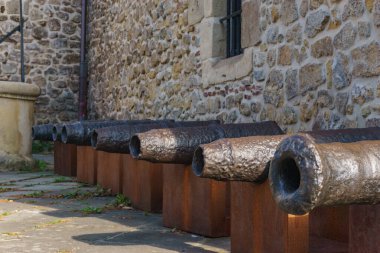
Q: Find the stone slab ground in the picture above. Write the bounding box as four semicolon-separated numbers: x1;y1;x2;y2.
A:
0;159;229;253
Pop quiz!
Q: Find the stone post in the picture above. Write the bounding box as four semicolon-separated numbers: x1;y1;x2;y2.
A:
0;81;40;171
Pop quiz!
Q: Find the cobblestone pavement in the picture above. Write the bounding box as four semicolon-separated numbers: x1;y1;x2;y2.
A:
0;161;229;253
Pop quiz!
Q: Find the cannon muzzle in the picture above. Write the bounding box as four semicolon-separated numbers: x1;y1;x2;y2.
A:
92;120;219;153
270;129;380;215
52;124;63;142
193;135;287;182
130;121;283;164
32;124;54;141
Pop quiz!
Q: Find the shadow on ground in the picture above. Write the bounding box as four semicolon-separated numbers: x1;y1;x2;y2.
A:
0;156;230;253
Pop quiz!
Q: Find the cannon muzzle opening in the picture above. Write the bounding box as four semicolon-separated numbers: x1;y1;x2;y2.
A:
129;135;141;158
61;126;68;143
31;127;36;140
91;131;98;148
269;135;321;215
192;147;205;177
275;157;301;194
52;126;59;141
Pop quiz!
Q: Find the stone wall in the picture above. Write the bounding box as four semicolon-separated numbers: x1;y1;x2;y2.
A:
87;0;380;132
87;0;201;120
0;0;81;124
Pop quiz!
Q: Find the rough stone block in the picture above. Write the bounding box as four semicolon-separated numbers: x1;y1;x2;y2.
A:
299;63;326;94
204;0;226;17
305;7;330;38
202;48;253;86
242;0;261;48
280;0;299;25
333;22;357;50
188;0;204;25
5;0;19;14
200;17;226;60
311;36;333;58
351;41;380;77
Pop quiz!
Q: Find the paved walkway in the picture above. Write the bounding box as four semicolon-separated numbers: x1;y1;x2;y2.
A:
0;164;230;253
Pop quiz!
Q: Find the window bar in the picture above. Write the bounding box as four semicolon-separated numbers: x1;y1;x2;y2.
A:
236;0;242;55
220;0;242;58
226;0;231;58
232;0;238;56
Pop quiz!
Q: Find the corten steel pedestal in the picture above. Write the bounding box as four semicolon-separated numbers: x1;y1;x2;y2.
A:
230;181;352;253
54;142;77;177
76;146;98;185
96;151;123;194
349;204;380;253
163;164;230;238
231;181;309;253
122;155;163;213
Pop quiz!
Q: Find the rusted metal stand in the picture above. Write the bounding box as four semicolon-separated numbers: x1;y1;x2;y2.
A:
54;142;77;177
163;164;230;238
76;146;97;185
122;155;163;213
231;181;380;253
96;151;123;194
349;205;380;253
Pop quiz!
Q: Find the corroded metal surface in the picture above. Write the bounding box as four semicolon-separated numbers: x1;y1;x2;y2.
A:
52;124;63;142
32;124;54;141
62;120;153;145
130;121;283;164
195;126;380;183
270;129;380;215
193;135;287;182
92;120;219;153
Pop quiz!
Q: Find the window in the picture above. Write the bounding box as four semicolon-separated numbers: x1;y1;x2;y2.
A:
221;0;242;58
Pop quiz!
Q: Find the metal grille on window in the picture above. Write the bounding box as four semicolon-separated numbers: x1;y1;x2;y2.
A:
221;0;242;58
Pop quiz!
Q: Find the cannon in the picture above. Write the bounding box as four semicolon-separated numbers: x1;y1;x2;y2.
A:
32;124;54;141
193;134;287;182
194;127;380;183
269;129;380;215
92;120;220;153
130;121;283;164
61;120;154;145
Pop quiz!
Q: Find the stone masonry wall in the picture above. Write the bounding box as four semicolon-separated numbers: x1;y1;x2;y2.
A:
87;0;201;120
0;0;81;124
87;0;380;132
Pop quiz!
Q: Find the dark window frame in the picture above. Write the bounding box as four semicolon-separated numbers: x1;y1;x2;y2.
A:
220;0;243;58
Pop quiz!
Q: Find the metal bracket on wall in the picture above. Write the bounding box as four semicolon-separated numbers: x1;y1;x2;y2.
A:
0;0;25;82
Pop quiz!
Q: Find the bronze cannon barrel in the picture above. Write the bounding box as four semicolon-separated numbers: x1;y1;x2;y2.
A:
92;120;219;153
32;124;55;141
130;121;283;164
61;120;153;145
194;127;380;183
269;128;380;215
193;135;287;182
